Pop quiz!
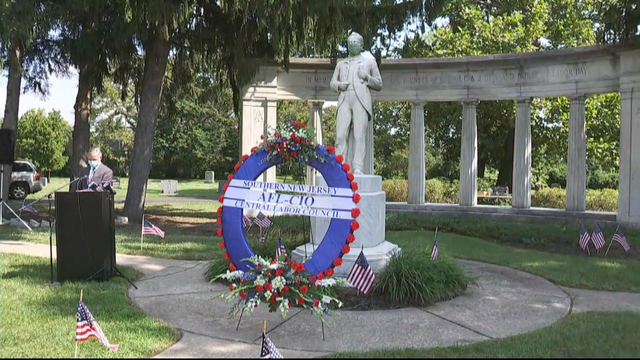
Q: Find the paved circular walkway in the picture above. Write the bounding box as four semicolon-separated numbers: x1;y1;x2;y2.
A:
3;240;640;358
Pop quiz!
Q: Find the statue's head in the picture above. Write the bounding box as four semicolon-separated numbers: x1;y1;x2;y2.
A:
347;32;364;55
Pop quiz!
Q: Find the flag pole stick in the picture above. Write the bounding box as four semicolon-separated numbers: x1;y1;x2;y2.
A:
75;289;83;358
141;215;144;251
604;223;620;257
263;319;267;334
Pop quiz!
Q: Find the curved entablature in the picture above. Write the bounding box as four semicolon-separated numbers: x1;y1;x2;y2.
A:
244;40;640;102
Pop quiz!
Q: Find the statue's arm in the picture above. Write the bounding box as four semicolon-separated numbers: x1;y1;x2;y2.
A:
366;61;383;91
330;63;342;93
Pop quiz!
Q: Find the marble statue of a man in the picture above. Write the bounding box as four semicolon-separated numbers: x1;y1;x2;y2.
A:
330;32;383;174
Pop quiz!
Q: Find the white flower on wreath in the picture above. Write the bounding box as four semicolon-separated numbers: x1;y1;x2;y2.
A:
272;276;286;290
315;278;337;287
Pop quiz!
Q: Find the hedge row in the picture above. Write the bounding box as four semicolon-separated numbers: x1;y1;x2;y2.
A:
382;179;618;212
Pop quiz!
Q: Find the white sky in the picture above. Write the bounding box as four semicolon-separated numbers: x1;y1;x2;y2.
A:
0;69;78;125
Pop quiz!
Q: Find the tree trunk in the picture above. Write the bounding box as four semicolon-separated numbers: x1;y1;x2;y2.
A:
69;62;94;189
478;156;486;178
496;128;515;188
1;41;23;218
122;26;171;223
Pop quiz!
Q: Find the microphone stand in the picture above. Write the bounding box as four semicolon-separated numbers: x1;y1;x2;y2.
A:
16;176;87;212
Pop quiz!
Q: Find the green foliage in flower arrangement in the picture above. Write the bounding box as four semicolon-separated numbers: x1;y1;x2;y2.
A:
372;250;476;307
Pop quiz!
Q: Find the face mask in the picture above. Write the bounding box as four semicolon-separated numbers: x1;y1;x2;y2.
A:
88;160;100;169
348;42;361;55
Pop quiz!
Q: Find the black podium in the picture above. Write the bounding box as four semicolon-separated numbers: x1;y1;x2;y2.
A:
55;191;115;282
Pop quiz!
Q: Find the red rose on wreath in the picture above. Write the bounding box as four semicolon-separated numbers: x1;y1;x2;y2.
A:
313;299;320;307
217;228;223;237
282;285;289;294
256;285;264;293
333;258;343;266
300;123;306;128
300;285;309;294
265;282;273;291
309;276;316;284
239;291;247;299
218;241;225;249
317;273;325;280
351;221;360;231
217;217;222;225
326;145;335;153
346;234;355;243
227;173;234;181
218;194;224;202
222;183;229;191
351;182;358;191
217;207;223;214
229;284;235;291
251;146;258;153
347;173;355;181
297;296;305;305
336;154;344;163
276;269;284;277
353;193;361;203
234;163;241;171
241;154;249;162
342;245;351;254
223;252;230;261
229;263;237;271
342;163;351;172
325;268;334;277
351;208;361;218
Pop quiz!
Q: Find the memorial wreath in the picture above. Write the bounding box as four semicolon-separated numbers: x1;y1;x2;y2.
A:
215;121;361;325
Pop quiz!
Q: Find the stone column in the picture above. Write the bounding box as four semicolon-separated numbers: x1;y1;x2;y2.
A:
566;96;587;211
408;103;426;204
459;101;478;206
618;88;640;224
240;98;277;184
306;100;324;185
513;99;532;209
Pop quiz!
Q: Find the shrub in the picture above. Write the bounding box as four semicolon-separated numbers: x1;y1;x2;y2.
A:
531;188;566;209
382;179;408;202
587;189;618;212
372;250;474;307
587;169;618;190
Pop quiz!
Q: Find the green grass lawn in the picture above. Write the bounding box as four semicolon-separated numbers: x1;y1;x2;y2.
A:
26;177;221;201
326;311;640;358
0;253;179;358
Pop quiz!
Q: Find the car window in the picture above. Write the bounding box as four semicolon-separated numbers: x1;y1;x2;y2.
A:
12;163;32;172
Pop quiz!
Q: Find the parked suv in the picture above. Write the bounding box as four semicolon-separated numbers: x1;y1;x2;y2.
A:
9;160;43;200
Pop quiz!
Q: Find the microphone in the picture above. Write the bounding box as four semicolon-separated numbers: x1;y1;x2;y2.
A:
101;182;116;195
88;181;98;191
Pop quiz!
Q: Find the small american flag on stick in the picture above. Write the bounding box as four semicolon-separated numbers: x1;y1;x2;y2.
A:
347;249;376;295
579;223;591;251
276;235;287;258
242;215;253;229
592;223;606;250
143;219;165;238
430;229;439;260
612;229;630;252
21;199;38;214
76;300;119;351
254;212;272;229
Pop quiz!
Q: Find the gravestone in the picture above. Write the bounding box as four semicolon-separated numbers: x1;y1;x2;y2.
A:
218;180;228;193
41;178;48;187
160;180;178;195
205;171;215;183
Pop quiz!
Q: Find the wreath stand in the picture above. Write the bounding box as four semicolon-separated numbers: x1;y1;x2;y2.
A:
233;162;326;340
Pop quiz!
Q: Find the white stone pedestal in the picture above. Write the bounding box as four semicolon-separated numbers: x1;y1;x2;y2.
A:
292;173;400;277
